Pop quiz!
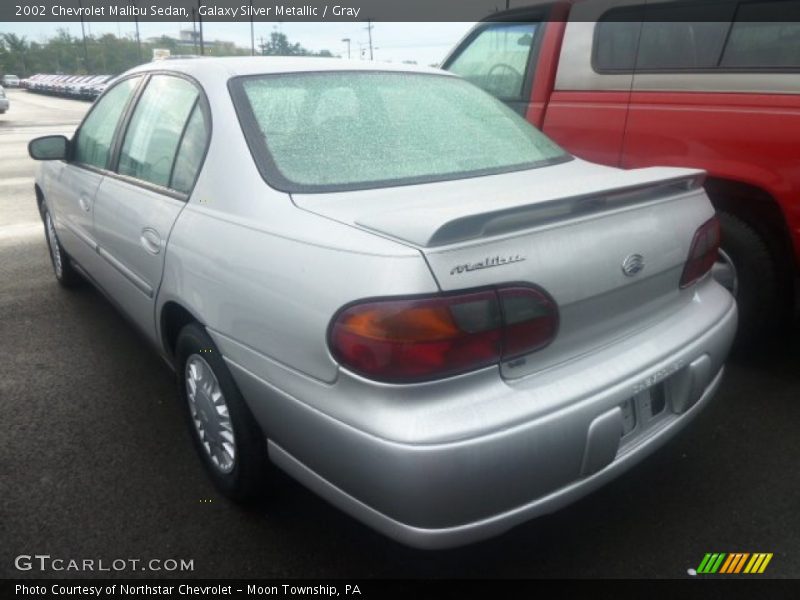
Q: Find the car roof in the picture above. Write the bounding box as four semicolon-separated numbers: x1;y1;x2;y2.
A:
125;56;451;81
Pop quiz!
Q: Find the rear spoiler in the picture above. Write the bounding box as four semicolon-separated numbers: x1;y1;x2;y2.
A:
358;173;706;248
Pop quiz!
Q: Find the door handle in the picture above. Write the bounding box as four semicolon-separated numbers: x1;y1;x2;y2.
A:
140;228;162;255
78;195;91;212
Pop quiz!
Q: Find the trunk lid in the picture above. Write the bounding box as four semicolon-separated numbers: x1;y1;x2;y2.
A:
293;159;713;379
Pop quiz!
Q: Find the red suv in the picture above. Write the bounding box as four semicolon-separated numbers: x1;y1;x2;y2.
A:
444;0;800;345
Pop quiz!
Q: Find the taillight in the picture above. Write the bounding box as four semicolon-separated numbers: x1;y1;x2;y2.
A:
680;217;720;289
329;286;558;383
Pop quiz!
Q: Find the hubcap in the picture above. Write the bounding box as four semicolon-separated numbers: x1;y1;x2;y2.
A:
185;354;236;474
45;212;63;278
712;248;738;297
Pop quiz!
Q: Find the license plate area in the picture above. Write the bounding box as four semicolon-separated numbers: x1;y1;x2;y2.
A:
619;381;669;441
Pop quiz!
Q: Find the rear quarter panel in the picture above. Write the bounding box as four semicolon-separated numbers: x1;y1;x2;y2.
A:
157;65;438;388
621;87;800;264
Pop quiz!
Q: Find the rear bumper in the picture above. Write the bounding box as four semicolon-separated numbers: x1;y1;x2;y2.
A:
222;280;737;549
0;98;9;112
270;366;725;549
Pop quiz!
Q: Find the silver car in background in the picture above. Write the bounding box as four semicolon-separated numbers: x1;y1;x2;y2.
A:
0;85;9;114
29;58;737;549
2;74;20;87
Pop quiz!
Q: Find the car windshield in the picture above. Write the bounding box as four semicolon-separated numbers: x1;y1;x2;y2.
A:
231;71;569;193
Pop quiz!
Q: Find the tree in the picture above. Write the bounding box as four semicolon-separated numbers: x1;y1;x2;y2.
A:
0;29;333;77
261;31;302;56
1;33;29;75
259;31;333;57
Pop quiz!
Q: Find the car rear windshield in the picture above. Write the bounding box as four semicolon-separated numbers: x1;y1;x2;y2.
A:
230;71;569;193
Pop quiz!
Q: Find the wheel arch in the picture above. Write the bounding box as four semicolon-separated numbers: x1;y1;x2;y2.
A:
160;301;201;359
703;177;797;274
34;183;46;220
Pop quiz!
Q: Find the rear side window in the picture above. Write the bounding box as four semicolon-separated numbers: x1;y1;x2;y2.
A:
595;0;800;72
118;75;200;189
74;77;141;169
170;105;209;194
594;21;639;71
637;19;732;70
232;71;569;193
447;23;539;100
721;1;800;68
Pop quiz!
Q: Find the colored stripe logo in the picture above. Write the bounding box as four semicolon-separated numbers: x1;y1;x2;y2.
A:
695;552;773;574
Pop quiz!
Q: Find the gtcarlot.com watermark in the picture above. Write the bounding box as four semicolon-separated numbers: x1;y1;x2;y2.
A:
14;554;194;573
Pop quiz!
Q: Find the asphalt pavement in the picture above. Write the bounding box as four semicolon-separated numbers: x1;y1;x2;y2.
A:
1;89;798;580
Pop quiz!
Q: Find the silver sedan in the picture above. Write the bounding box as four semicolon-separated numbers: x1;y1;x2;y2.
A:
29;58;736;549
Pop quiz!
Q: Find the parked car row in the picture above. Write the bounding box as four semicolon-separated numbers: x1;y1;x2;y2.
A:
21;73;113;101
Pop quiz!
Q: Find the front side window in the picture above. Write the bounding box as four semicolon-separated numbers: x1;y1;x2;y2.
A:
232;71;568;193
447;23;539;100
118;75;199;188
74;77;141;169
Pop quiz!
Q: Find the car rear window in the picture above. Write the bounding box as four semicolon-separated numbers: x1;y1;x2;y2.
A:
230;71;569;193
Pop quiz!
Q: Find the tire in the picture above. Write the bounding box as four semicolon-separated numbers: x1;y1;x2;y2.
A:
176;322;270;503
715;211;789;350
42;205;83;288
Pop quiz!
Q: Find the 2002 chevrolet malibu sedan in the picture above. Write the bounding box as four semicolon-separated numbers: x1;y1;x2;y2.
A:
29;57;736;549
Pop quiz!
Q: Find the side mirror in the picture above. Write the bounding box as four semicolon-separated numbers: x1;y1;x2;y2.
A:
517;34;533;47
29;135;69;161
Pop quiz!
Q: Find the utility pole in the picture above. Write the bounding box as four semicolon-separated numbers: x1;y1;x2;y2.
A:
365;20;374;60
197;0;205;55
134;17;141;61
341;38;350;59
78;0;90;72
250;0;255;56
191;9;198;55
131;1;142;61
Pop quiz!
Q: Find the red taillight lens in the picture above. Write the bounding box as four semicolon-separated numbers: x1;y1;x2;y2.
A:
680;217;720;288
329;286;558;382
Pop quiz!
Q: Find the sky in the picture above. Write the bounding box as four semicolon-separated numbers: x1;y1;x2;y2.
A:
2;21;477;66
